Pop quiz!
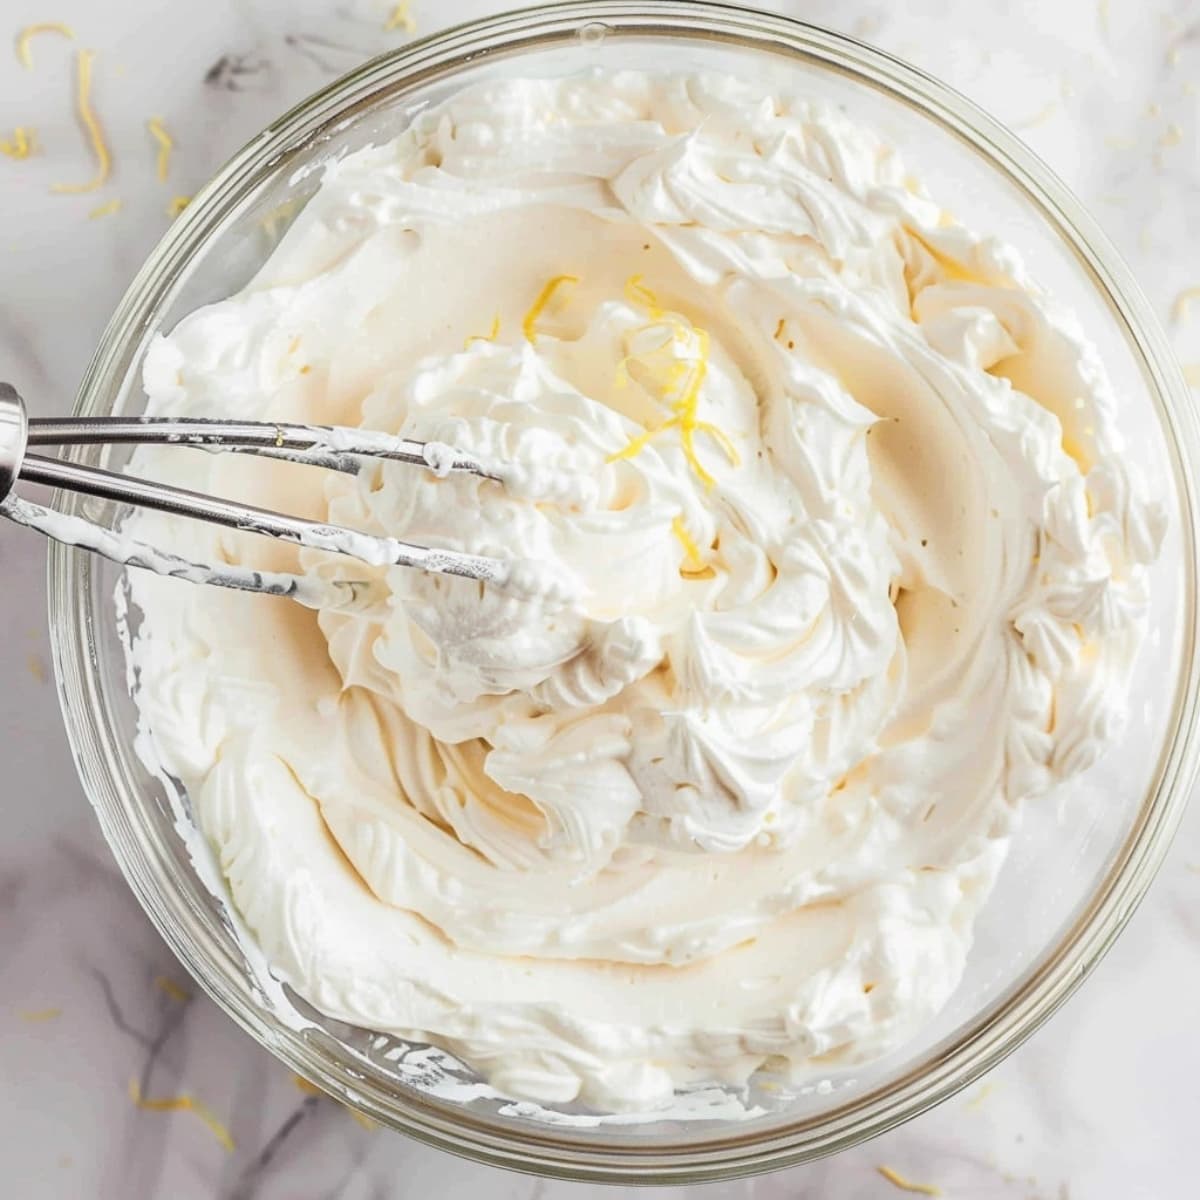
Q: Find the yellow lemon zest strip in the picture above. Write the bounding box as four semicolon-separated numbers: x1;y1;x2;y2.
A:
384;1;417;32
292;1073;323;1096
671;515;705;567
88;197;121;219
522;274;579;343
876;1166;942;1196
129;1079;235;1152
693;420;740;466
0;127;35;158
606;311;736;488
625;273;663;318
679;422;714;488
608;426;660;462
464;313;501;349
154;975;190;1002
16;22;74;69
52;50;111;194
19;1007;62;1022
168;194;191;218
147;117;173;183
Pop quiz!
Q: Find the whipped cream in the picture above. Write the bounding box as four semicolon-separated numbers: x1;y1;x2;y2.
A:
123;71;1163;1114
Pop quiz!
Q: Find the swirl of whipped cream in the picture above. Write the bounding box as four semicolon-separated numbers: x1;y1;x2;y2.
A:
124;71;1163;1114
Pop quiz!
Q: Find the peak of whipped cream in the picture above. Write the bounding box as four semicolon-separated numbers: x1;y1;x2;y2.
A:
123;70;1163;1115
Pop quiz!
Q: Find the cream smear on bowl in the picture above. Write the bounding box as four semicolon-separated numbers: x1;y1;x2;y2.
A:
120;71;1163;1114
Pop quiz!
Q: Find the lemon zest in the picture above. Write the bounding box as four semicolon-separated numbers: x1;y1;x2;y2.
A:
147;117;173;183
52;50;111;194
608;426;660;462
693;419;739;466
384;1;417;33
292;1073;323;1096
129;1079;235;1151
133;1082;235;1151
88;197;121;219
464;313;501;349
522;274;579;343
19;1007;62;1022
154;975;190;1002
624;273;663;318
1171;286;1200;324
0;127;35;159
16;22;74;69
671;515;704;564
671;515;715;578
168;194;191;218
877;1166;942;1196
606;282;738;488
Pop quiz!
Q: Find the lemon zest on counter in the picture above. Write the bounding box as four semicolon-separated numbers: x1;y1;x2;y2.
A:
129;1079;235;1152
1170;286;1200;324
52;50;111;194
19;1007;62;1022
877;1166;942;1196
147;117;173;182
292;1073;323;1096
167;194;191;218
0;127;35;158
88;197;121;219
384;1;417;33
16;22;74;69
464;313;500;349
154;975;190;1002
522;274;579;343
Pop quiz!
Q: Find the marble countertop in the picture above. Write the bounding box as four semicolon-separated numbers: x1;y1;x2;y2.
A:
2;0;1199;1196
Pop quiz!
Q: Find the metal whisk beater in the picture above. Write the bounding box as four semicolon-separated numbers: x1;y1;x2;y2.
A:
0;382;509;604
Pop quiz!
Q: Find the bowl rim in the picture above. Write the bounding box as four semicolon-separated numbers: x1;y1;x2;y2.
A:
47;0;1200;1183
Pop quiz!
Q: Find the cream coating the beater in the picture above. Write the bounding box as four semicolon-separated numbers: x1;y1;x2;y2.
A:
123;71;1163;1113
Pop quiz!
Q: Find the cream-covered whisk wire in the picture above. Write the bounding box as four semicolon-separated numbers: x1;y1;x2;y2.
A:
0;382;510;598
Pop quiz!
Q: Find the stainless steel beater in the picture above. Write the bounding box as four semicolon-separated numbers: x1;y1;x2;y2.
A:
0;382;508;604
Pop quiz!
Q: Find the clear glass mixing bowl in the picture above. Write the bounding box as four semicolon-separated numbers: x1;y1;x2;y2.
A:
46;1;1200;1183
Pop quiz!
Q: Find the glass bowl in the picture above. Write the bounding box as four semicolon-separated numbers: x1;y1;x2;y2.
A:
47;0;1200;1184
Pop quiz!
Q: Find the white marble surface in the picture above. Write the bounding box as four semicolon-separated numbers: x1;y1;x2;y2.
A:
2;0;1199;1196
